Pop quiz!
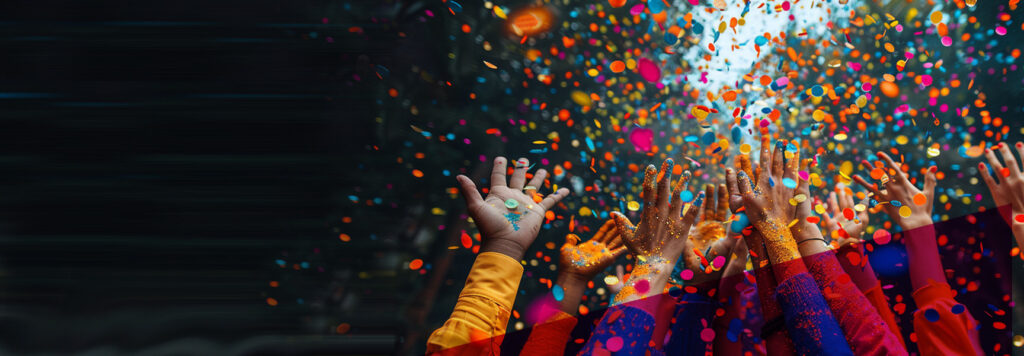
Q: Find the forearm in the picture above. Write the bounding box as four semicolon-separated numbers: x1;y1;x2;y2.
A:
754;220;807;282
791;222;829;257
553;273;588;315
901;223;946;291
427;252;524;352
835;243;880;292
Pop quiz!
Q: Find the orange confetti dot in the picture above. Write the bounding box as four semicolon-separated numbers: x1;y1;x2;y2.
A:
412;169;424;178
880;81;900;98
610;60;626;73
336;323;352;334
269;281;279;287
266;297;278;306
339;233;351;242
913;193;927;206
409;259;424;270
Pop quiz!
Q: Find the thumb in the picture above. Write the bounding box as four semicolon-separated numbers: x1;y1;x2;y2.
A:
456;175;484;208
923;165;938;199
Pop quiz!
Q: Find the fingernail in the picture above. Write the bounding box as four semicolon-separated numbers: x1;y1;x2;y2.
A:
930;166;938;173
666;158;674;166
695;191;706;206
1017;142;1023;148
979;163;985;169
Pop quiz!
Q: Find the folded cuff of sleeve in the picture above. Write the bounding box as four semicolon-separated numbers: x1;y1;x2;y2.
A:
911;280;954;307
460;252;524;310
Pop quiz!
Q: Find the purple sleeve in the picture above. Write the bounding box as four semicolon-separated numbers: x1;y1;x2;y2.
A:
804;250;908;356
579;304;664;356
775;272;854;356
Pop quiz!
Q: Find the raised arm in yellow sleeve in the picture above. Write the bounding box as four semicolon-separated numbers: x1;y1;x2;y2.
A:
426;252;523;354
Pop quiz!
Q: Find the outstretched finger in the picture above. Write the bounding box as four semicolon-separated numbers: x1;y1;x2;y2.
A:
594;219;615;242
877;152;908;184
607;231;625;250
716;184;730;220
456;175;485;208
979;162;1000;193
997;143;1020;176
726;168;744;214
669;170;692;217
783;141;800;181
563;233;581;248
923;165;938;201
757;130;771;180
984;147;1005;184
1016;142;1024;173
611;212;638;246
509;157;530;189
641;164;658;210
526;168;548;192
656;159;674;212
702;184;716;220
490;157;508;188
771;140;785;180
540;188;570;210
852;174;883;197
828;192;841;216
682;191;706;228
609;246;628;260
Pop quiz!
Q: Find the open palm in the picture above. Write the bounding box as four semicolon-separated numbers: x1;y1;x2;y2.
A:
457;157;569;259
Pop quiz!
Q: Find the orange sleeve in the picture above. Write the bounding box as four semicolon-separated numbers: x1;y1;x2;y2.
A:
426;252;524;355
910;281;983;356
863;284;906;348
520;311;578;356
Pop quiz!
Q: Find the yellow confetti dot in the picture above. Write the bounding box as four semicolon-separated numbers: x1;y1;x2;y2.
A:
834;132;848;141
604;275;620;286
899;205;913;218
739;143;751;154
812;109;825;122
628;201;640;211
571;90;592;106
579;206;592;216
930;11;943;24
493;6;507;19
1013;334;1024;347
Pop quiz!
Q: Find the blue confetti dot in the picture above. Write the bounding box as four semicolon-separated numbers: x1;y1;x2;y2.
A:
552;285;564;301
680;190;694;203
951;304;965;315
924;308;940;322
731;213;749;233
782;177;797;189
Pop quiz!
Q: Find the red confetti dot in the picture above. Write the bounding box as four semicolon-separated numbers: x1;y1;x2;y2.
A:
700;328;716;342
634;279;650;294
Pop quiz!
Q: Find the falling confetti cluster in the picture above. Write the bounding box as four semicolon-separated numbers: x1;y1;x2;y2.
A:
299;0;1021;352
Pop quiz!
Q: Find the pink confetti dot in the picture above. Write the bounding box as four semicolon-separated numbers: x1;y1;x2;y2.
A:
700;328;716;342
606;336;624;352
635;279;650;294
920;74;933;86
711;255;726;269
638;58;661;83
996;26;1007;36
941;36;952;46
680;269;694;281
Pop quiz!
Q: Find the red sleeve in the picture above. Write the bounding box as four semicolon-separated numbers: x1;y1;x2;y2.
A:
521;311;577;356
863;285;906;348
911;281;983;356
804;250;907;355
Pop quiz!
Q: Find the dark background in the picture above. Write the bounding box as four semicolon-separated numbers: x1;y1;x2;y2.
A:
0;0;1020;355
0;0;395;354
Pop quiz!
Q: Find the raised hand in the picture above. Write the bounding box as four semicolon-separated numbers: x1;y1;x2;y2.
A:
456;157;570;260
559;219;628;280
979;142;1024;246
852;152;937;231
610;159;704;304
679;184;741;290
611;159;702;262
821;184;871;248
734;132;804;263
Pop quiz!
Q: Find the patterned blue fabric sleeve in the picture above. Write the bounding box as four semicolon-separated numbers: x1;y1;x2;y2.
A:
775;272;854;356
578;304;665;356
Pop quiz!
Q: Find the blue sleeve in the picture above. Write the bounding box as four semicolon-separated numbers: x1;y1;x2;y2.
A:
662;292;715;356
775;272;854;356
579;304;664;356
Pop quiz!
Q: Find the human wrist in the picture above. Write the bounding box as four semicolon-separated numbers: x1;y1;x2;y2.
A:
556;271;590;290
480;238;527;261
899;215;933;231
754;219;802;263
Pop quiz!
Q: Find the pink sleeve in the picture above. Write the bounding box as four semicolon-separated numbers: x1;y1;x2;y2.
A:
911;281;983;356
521;311;578;356
863;285;906;348
804;250;907;356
